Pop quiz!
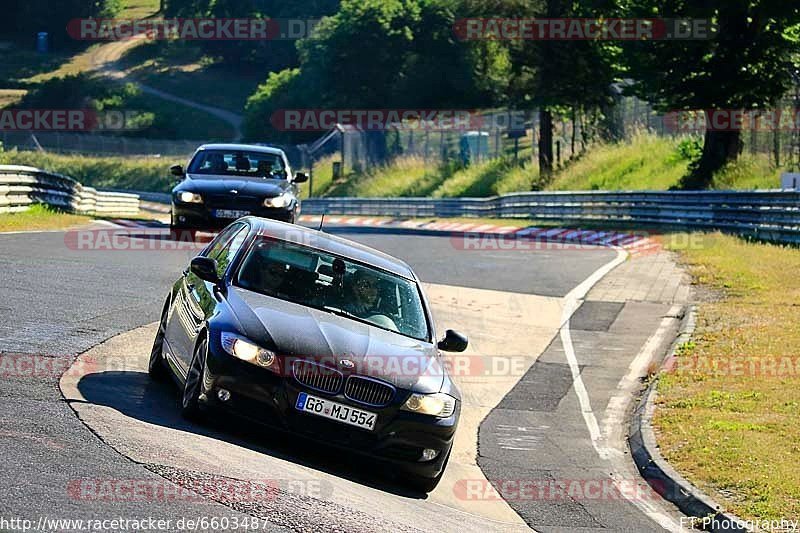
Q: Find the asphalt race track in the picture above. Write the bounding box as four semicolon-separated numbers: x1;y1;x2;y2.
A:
0;222;689;532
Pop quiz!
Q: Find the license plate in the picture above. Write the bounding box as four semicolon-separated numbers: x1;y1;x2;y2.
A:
295;392;377;431
214;209;250;219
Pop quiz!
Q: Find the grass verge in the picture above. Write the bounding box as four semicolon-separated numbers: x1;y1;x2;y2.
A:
0;204;91;232
117;41;262;115
322;134;786;197
0;150;173;192
656;232;800;520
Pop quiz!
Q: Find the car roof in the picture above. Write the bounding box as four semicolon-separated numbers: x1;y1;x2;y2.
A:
196;143;286;156
243;217;417;280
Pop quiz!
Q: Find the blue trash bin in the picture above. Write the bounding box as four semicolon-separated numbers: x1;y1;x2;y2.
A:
37;32;48;53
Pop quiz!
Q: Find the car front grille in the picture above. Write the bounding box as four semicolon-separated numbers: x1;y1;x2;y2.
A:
344;376;395;407
292;360;343;394
205;194;261;210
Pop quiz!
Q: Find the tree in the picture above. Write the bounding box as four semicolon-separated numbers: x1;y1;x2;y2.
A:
623;0;800;188
245;0;510;149
164;0;340;71
502;0;619;182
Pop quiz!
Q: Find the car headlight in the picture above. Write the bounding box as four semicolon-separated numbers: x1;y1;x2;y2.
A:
401;392;457;418
220;332;276;369
178;191;203;204
264;193;293;208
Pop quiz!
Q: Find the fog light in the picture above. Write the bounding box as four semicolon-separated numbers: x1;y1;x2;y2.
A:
420;448;438;462
217;389;231;402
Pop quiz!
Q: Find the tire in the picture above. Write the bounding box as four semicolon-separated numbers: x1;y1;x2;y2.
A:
181;336;208;421
148;301;170;381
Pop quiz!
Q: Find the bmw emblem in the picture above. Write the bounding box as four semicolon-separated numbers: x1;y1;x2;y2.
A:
339;359;355;369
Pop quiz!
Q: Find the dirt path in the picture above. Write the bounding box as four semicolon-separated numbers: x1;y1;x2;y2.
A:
88;35;244;140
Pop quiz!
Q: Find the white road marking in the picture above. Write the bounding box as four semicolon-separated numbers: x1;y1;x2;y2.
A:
558;249;689;532
558;246;627;460
496;425;550;451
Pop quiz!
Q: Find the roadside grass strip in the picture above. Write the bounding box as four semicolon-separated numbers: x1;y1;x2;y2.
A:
0;204;91;232
656;231;800;521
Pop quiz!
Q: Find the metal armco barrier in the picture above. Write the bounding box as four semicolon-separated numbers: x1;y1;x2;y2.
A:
304;190;800;245
0;165;139;216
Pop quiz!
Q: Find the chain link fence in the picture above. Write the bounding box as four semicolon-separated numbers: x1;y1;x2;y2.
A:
3;90;797;179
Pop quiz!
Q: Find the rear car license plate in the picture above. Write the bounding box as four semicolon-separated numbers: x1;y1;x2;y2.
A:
214;209;250;219
295;392;377;430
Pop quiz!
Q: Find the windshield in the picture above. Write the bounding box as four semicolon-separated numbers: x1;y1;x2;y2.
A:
236;239;430;341
188;149;287;179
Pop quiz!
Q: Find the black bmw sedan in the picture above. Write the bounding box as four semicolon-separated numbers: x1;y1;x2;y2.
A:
149;217;469;492
170;143;308;230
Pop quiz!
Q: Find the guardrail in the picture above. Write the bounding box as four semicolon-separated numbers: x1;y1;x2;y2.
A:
0;165;140;216
304;190;800;245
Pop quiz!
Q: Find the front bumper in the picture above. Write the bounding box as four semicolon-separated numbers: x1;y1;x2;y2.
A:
171;202;296;229
200;346;458;479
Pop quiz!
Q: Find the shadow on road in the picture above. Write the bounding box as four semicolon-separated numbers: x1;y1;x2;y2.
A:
75;369;425;499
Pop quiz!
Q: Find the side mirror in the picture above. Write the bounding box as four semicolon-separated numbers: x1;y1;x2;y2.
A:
437;329;468;352
190;256;221;285
170;164;185;177
293;171;309;183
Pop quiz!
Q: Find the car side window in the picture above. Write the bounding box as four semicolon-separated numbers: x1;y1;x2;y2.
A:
203;223;243;259
213;226;248;277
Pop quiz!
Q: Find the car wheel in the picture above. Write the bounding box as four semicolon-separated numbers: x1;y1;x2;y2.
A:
403;449;450;493
148;301;170;381
181;336;208;420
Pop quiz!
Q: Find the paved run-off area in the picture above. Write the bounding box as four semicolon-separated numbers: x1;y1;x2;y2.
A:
0;223;691;531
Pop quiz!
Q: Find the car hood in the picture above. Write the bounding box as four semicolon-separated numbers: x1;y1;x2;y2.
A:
235;287;444;393
181;174;290;197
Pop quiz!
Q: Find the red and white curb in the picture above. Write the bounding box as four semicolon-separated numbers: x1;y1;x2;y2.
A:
298;215;662;257
103;216;662;258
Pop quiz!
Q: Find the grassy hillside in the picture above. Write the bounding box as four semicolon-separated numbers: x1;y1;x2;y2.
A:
0;150;173;193
318;134;786;197
547;135;689;190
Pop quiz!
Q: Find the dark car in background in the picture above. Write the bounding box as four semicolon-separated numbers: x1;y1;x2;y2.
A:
170;144;308;230
149;217;469;492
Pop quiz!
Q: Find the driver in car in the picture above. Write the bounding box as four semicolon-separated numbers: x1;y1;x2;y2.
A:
347;270;382;317
346;271;399;331
206;152;227;173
